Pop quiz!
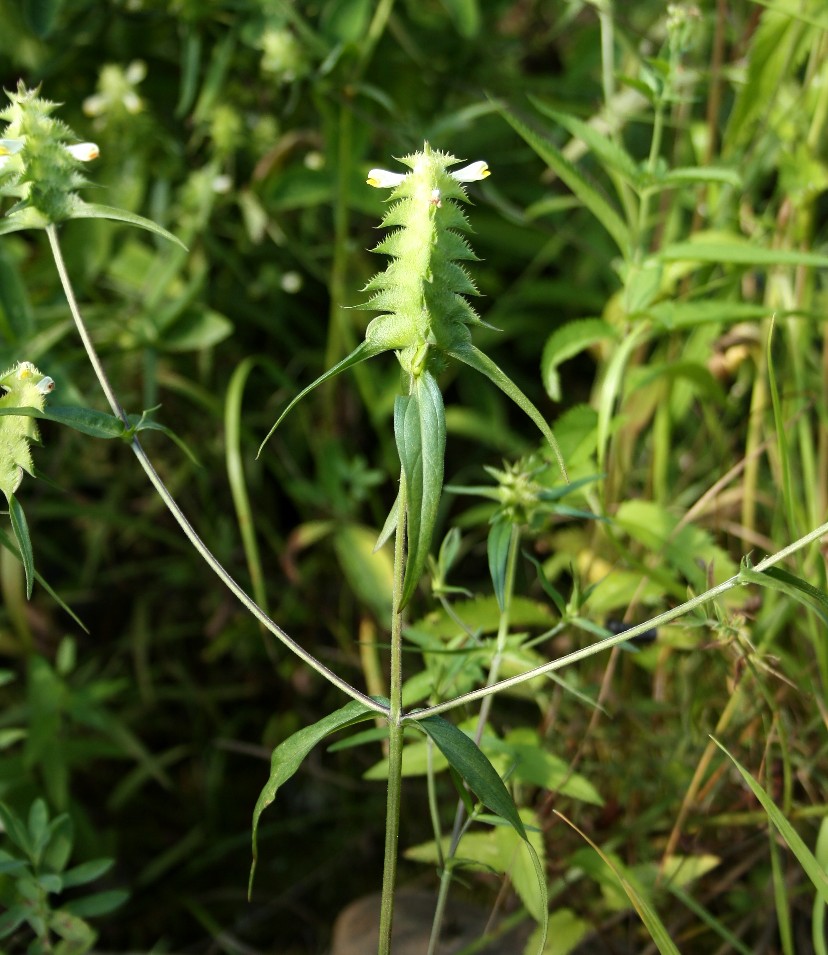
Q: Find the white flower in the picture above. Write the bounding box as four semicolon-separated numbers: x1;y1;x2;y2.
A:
66;142;100;161
451;160;490;182
0;138;23;170
366;168;407;188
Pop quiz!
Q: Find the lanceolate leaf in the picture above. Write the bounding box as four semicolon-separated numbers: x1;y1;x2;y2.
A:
414;715;549;950
414;715;526;837
555;811;681;955
249;700;379;895
739;563;828;627
71;202;187;249
712;739;828;905
487;519;512;613
7;493;34;598
659;239;828;269
394;371;446;610
501;107;631;257
448;342;567;480
1;404;133;439
528;99;641;186
258;339;386;456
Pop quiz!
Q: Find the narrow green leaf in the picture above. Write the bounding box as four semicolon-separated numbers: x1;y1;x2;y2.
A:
258;340;385;456
529;99;641;185
448;343;567;480
61;858;114;889
63;889;129;918
414;716;550;951
525;838;549;950
249;700;379;895
660;166;742;188
648;300;771;331
374;488;400;553
712;738;828;905
488;519;512;613
395;372;446;610
596;323;648;469
813;818;828;955
7;494;34;599
541;319;616;401
660;239;828;268
554;811;681;955
0;803;32;856
0;404;126;439
0;526;88;632
501;108;631;256
71;202;186;249
414;715;526;839
740;563;828;627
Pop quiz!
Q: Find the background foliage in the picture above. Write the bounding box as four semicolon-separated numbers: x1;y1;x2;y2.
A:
1;1;827;953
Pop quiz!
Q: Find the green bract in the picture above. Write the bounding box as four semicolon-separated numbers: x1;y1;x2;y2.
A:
260;142;565;608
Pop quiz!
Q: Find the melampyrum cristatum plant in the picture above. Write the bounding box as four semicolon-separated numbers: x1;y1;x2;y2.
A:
6;81;828;955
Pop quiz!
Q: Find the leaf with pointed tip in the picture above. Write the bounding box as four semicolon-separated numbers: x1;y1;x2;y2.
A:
0;525;88;631
413;715;549;950
414;715;526;837
6;493;34;598
394;372;446;610
488;519;512;613
70;202;187;249
712;738;828;905
374;487;400;553
448;342;567;480
250;700;380;896
501;107;631;257
258;340;386;456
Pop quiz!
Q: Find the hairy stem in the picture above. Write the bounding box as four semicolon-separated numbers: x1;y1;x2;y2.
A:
427;523;521;955
409;515;828;721
46;224;387;717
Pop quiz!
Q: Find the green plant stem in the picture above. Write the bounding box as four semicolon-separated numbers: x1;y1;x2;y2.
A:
409;515;828;721
45;224;387;718
378;469;408;955
225;357;271;620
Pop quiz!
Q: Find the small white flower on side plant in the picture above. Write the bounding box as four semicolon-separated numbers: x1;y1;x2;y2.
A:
66;142;100;161
366;168;407;188
450;160;490;182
